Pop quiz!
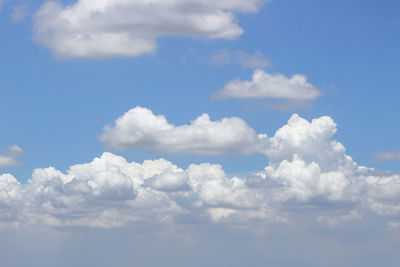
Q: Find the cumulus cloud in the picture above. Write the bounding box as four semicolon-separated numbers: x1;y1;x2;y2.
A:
33;0;268;58
1;114;400;231
208;50;269;69
0;152;272;229
375;150;400;162
0;145;23;167
100;106;267;154
213;69;321;103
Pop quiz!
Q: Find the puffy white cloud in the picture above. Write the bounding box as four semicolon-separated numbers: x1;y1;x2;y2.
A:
264;114;355;171
2;113;400;231
0;173;22;206
33;0;268;58
213;69;321;102
264;155;350;202
0;173;22;224
0;145;23;167
375;150;400;162
100;106;267;154
0;152;271;229
208;50;269;69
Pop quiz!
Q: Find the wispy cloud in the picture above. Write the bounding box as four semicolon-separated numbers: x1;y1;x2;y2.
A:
375;150;400;162
208;50;270;69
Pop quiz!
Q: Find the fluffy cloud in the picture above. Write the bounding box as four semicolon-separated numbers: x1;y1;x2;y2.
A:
0;152;271;229
0;145;23;167
33;0;267;58
100;106;267;154
213;69;321;102
1;114;400;231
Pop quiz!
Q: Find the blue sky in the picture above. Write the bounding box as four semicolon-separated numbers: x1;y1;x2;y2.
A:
1;0;400;266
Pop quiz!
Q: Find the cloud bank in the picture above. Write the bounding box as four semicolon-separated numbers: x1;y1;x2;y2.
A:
0;145;23;167
33;0;268;58
1;114;400;231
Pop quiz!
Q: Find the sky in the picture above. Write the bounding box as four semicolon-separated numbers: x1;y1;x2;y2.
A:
1;0;400;266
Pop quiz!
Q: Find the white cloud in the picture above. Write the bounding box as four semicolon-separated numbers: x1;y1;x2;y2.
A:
375;150;400;162
0;152;272;229
208;50;269;69
0;145;23;167
2;114;400;231
100;106;267;154
213;69;321;102
264;114;354;171
33;0;268;58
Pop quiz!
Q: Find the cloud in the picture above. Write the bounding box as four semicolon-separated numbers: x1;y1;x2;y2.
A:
100;106;267;154
33;0;268;58
2;114;400;231
213;69;321;104
0;152;273;229
208;50;269;69
0;145;23;167
375;150;400;162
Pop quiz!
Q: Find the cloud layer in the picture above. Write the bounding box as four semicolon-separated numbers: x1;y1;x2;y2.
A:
2;114;400;231
33;0;267;58
100;106;267;154
213;69;321;102
0;145;23;167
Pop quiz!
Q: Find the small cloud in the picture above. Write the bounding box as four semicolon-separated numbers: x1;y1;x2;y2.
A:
11;4;29;23
208;50;270;69
0;145;23;167
375;150;400;162
213;69;321;110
